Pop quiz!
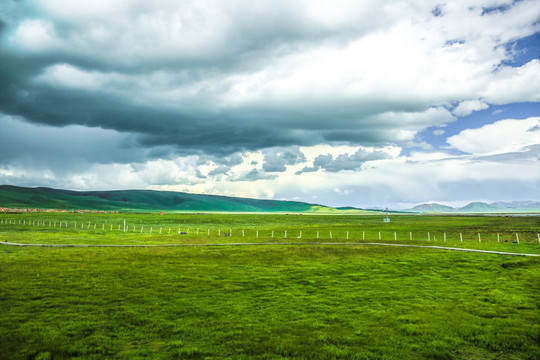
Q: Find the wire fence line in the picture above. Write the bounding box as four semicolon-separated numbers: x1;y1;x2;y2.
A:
1;218;540;244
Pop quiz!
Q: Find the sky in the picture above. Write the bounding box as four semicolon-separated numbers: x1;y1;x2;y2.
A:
0;0;539;209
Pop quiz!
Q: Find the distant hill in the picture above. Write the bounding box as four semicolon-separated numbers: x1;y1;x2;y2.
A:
0;185;369;213
410;203;455;213
408;201;540;213
490;201;540;212
458;202;499;213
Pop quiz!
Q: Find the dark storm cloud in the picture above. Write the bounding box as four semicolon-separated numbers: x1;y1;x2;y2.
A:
263;147;306;172
0;0;456;163
199;153;244;177
232;169;277;182
200;153;244;167
0;49;427;156
0;114;173;172
207;165;230;177
298;148;391;173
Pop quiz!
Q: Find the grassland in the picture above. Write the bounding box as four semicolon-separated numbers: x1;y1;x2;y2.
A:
1;213;539;359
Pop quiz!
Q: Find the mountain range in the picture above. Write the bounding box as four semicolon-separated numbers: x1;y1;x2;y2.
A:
408;201;540;213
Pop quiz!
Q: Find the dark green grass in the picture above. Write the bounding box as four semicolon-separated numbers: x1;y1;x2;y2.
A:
1;245;539;359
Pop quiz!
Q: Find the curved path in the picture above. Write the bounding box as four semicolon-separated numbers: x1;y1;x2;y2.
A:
1;241;538;257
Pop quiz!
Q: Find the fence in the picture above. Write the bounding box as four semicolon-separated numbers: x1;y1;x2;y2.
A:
1;217;539;244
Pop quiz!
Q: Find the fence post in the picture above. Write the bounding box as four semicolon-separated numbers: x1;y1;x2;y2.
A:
285;230;287;239
256;230;259;238
460;233;463;242
444;232;446;242
410;232;412;240
516;233;519;244
346;231;349;240
428;232;430;241
316;231;319;239
330;231;332;239
242;229;244;237
394;232;397;240
272;230;274;238
363;231;365;240
497;233;500;242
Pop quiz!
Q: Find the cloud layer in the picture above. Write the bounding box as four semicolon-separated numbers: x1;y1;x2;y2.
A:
0;0;539;207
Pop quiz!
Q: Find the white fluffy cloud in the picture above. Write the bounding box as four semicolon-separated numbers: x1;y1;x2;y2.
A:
11;0;540;115
453;100;489;117
483;59;540;104
447;117;540;155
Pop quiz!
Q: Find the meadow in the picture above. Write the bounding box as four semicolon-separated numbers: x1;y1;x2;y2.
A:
0;213;539;359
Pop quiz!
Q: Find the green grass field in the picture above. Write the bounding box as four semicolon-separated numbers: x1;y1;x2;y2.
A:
1;213;539;359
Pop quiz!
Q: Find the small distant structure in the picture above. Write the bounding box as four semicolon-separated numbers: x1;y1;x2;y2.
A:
383;208;391;223
159;211;165;215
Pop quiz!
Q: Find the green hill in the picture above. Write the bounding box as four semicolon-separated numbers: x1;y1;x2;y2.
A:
458;202;499;213
0;185;341;213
